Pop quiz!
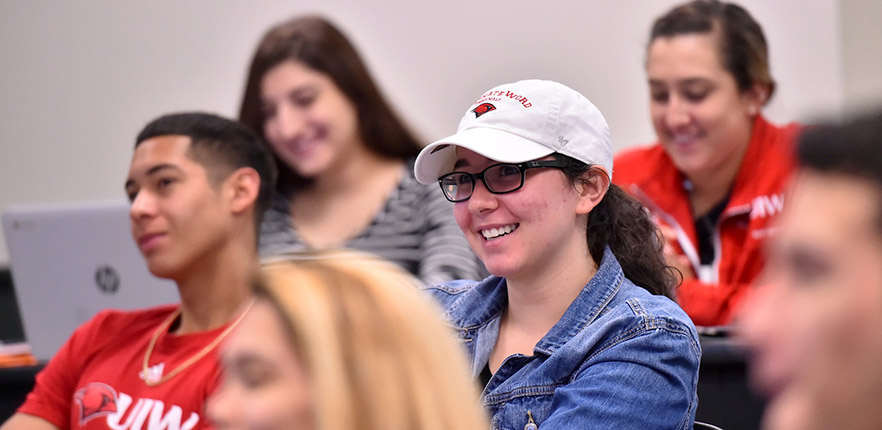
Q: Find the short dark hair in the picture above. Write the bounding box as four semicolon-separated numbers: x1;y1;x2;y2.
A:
649;0;775;102
238;15;422;195
135;112;277;230
797;109;882;229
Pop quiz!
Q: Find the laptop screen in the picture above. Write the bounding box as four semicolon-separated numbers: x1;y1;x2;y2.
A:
2;200;178;360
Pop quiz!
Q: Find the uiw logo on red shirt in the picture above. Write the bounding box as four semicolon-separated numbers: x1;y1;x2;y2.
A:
750;193;785;220
74;383;200;430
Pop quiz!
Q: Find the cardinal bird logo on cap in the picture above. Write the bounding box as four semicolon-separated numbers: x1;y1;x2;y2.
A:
75;383;119;425
472;103;496;118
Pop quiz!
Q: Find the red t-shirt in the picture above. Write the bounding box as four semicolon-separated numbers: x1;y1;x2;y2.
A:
18;305;224;430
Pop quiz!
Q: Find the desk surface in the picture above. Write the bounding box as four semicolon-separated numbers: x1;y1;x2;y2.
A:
700;334;751;365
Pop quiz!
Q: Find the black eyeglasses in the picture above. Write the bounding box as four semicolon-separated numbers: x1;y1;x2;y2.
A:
438;160;566;202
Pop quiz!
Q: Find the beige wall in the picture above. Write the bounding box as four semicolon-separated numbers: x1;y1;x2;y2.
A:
841;0;882;114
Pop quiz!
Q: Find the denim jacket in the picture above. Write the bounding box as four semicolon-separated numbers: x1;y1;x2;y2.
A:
427;247;701;429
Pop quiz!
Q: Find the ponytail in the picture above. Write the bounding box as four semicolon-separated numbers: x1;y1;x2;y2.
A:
555;154;678;298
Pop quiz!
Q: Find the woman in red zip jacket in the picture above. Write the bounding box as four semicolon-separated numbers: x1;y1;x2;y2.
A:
614;0;801;327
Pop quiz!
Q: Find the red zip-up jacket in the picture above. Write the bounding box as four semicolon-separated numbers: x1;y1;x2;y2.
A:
613;115;801;326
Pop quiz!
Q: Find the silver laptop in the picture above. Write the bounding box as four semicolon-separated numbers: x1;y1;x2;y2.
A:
2;200;178;360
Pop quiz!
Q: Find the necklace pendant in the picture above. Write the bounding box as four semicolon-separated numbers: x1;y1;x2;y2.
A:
140;301;255;387
140;362;165;386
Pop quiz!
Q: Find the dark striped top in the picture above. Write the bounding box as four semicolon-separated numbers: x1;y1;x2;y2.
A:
258;163;485;285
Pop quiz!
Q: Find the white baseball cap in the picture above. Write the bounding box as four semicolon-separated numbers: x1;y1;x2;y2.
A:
414;79;612;184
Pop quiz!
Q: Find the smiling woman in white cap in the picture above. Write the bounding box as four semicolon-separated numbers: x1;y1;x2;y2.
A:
414;79;700;429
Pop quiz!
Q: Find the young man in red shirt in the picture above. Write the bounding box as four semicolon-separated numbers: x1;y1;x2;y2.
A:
1;112;276;430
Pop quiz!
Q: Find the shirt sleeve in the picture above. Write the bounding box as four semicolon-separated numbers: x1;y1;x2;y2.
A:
538;322;701;429
17;311;110;428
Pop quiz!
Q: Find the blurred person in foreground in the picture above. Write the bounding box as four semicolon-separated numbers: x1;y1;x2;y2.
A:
208;250;488;430
740;109;882;430
614;0;801;327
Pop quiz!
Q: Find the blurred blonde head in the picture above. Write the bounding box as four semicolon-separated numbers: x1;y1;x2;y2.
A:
212;249;487;430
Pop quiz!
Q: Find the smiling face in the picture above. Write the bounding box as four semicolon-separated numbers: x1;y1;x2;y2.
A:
125;135;234;280
647;32;761;182
259;60;362;180
740;171;882;430
208;299;315;430
451;149;591;281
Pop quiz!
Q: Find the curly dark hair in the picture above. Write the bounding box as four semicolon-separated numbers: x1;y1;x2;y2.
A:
554;154;679;298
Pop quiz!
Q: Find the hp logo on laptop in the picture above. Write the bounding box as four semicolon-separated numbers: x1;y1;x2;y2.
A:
94;265;120;295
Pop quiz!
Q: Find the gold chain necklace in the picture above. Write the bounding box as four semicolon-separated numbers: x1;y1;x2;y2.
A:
140;300;255;386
